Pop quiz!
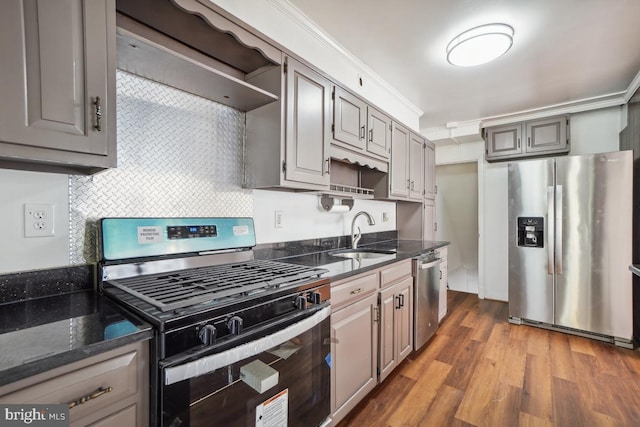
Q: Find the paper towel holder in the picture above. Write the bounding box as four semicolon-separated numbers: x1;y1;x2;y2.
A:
320;195;354;213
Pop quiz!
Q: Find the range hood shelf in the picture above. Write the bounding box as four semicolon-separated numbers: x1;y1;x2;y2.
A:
116;14;279;112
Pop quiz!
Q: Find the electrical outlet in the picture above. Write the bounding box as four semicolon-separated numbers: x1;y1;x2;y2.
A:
24;203;55;237
382;212;390;222
274;210;284;228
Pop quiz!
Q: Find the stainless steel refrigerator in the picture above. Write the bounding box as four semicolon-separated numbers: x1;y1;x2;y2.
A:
508;150;633;348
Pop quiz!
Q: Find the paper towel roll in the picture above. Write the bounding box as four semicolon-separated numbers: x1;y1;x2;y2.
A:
327;204;350;213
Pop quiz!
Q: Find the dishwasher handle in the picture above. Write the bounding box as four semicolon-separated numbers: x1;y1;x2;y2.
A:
418;258;441;270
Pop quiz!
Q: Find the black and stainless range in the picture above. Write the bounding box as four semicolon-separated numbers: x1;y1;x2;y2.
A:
97;218;331;427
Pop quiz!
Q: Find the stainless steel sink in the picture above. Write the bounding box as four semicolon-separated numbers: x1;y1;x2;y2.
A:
330;249;396;259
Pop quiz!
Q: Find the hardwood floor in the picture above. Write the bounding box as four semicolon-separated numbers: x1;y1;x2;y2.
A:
337;291;640;426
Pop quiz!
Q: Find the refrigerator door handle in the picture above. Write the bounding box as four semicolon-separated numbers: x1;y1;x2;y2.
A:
547;186;554;275
556;185;563;274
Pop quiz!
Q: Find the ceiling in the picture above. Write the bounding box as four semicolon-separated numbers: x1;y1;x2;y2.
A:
285;0;640;131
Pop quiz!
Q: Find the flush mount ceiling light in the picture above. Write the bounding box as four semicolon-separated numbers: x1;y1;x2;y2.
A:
446;23;514;67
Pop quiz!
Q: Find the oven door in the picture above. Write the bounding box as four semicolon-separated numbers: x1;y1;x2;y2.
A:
160;306;331;427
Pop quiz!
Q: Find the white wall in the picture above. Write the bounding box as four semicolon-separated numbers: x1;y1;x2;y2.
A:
207;0;421;131
435;106;623;301
253;190;396;244
0;170;69;273
436;163;479;294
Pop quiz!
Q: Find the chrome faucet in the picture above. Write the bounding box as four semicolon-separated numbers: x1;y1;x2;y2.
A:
351;211;375;249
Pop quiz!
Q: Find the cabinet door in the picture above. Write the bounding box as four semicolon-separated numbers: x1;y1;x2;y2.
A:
0;0;115;167
437;246;448;322
333;86;367;151
424;140;436;200
525;116;569;154
367;106;391;159
409;133;425;200
331;293;378;424
396;276;414;362
423;199;435;241
390;122;410;198
485;124;522;159
285;58;331;186
378;285;397;382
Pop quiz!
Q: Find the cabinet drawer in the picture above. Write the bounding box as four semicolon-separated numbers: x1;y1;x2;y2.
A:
332;272;378;310
0;351;139;423
380;259;411;288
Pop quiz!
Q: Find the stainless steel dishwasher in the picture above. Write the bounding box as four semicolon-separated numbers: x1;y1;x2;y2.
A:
412;251;441;351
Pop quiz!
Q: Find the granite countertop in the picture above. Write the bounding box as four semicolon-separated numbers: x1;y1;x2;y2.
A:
0;235;448;387
256;238;450;281
0;266;152;388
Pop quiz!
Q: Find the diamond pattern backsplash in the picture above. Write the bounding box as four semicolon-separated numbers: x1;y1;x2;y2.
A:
69;71;252;264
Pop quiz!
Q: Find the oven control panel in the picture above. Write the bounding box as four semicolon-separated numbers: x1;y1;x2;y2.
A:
167;225;217;240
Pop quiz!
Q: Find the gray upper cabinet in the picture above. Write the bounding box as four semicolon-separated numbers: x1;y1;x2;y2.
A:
0;0;116;174
367;106;392;159
285;58;332;187
333;86;367;151
424;139;436;200
330;87;390;172
390;122;410;198
245;56;331;190
485;116;569;161
409;132;425;200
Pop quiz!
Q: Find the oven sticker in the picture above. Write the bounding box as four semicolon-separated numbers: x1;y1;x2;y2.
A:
255;388;288;427
137;226;163;244
233;225;250;236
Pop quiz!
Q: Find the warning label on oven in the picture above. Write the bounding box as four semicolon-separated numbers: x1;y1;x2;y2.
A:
137;226;163;244
255;388;288;427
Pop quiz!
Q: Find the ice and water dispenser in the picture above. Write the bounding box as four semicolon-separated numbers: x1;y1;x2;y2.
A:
517;217;544;248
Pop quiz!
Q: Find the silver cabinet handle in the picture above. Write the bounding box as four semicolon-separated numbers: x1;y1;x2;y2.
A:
360;125;365;139
350;288;364;295
68;386;112;409
517;138;520;149
93;96;102;132
369;128;373;142
325;158;330;175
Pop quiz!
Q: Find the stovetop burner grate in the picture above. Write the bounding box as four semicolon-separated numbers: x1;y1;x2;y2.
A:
105;259;326;312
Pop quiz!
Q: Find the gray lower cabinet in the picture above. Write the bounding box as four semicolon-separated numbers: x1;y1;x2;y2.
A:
245;56;332;190
331;272;379;425
485;116;569;161
378;260;413;383
437;246;448;323
331;260;417;423
0;0;116;174
0;341;149;427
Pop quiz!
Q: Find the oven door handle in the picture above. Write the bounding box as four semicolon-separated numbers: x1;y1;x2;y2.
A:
163;305;331;385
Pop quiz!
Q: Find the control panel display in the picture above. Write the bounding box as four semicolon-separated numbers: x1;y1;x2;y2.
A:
167;225;217;240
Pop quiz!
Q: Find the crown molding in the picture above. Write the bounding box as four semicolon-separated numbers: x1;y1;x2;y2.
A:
624;68;640;103
266;0;423;117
